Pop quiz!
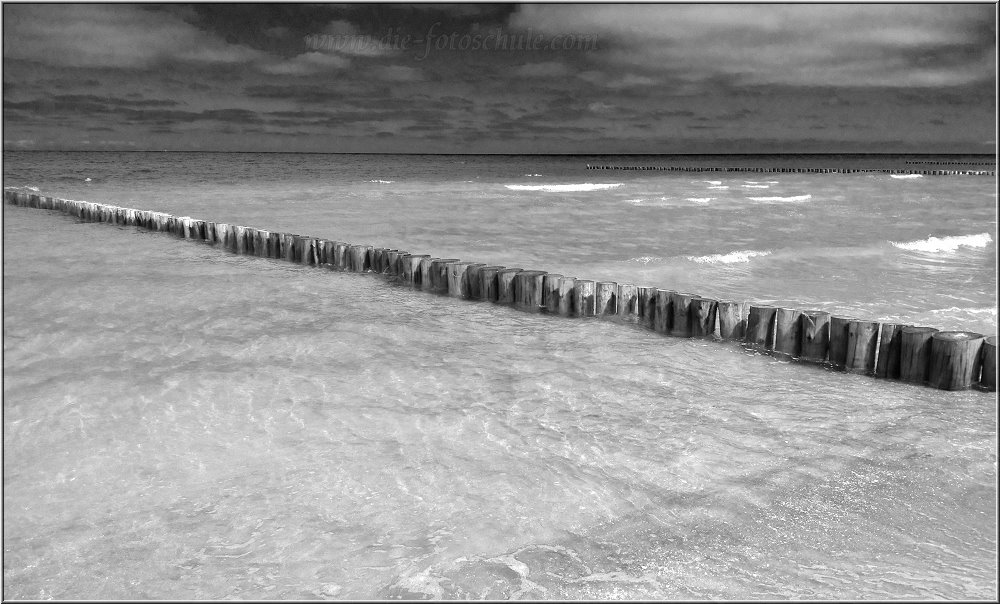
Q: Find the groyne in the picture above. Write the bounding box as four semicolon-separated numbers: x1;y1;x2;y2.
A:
585;165;995;176
5;188;996;393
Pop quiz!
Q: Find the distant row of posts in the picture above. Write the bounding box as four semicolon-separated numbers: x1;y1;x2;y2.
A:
584;165;995;176
5;189;996;393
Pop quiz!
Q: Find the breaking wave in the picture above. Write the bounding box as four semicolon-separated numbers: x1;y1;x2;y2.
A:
747;194;812;202
686;249;772;264
890;174;923;179
505;183;623;192
889;233;993;253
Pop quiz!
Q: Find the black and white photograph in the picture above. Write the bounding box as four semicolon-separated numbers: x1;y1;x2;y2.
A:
2;1;997;600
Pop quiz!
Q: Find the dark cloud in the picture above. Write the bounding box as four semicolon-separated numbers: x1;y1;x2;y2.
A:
2;3;994;152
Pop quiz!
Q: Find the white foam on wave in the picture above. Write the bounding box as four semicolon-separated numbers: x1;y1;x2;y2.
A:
505;183;623;192
627;256;663;264
890;233;993;253
928;306;997;317
368;179;394;184
707;185;729;190
747;194;812;202
890;174;923;179
686;197;713;203
686;249;772;264
742;184;770;189
700;180;722;185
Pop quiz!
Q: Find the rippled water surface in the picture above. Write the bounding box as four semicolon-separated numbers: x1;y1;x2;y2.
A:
3;152;997;599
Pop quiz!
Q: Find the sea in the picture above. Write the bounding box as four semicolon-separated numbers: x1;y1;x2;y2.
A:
2;151;997;599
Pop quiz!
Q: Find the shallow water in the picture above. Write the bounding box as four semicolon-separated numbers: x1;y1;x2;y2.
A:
3;152;997;599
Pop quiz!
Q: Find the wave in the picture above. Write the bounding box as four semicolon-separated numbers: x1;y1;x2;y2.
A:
741;184;770;189
686;249;772;264
699;180;722;185
747;194;812;202
368;179;394;184
890;233;993;253
890;174;923;179
707;185;729;190
928;306;997;317
505;183;623;192
686;197;713;203
627;256;663;264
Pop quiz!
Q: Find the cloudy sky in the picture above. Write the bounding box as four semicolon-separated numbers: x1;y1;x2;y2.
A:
2;2;995;153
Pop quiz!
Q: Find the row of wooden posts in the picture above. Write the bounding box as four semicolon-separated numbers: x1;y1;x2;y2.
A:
584;165;995;176
5;188;996;393
904;160;995;166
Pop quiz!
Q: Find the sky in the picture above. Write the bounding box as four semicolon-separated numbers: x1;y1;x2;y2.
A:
2;2;996;153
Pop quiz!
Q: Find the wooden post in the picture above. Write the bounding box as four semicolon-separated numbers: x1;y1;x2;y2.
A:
428;258;460;293
690;297;717;338
845;320;879;374
514;270;546;312
480;266;506;302
653;289;673;333
419;257;437;291
799;310;830;363
334;242;350;269
717;300;747;340
745;305;777;349
387;250;408;276
637;287;657;328
596;282;618;316
350;244;374;272
214;223;230;250
828;316;854;368
979;336;996;391
542;274;564;313
900;326;939;384
297;237;316;265
312;238;328;265
466;264;498;299
402;254;430;286
875;323;906;379
575;280;596;317
557;277;576;316
282;234;298;262
668;292;694;337
447;261;481;298
928;331;986;390
372;248;388;273
774;307;803;357
497;268;523;305
268;232;284;259
617;284;638;319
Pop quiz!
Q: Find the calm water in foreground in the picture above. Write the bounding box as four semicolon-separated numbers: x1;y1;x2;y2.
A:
3;152;997;599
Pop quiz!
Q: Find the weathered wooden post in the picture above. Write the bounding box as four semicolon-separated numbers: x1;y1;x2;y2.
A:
430;258;461;293
717;300;747;340
575;280;596;317
799;310;830;363
928;331;985;390
690;297;717;338
281;233;297;262
333;242;350;269
497;268;523;305
419;257;438;291
514;270;547;312
745;305;777;349
542;274;564;313
387;250;408;276
372;248;388;273
269;232;284;260
214;223;231;249
557;277;577;316
466;264;498;299
297;237;316;265
653;289;673;333
773;307;802;357
900;326;939;384
828;315;854;368
617;284;638;320
349;244;374;272
668;292;694;337
230;226;247;255
979;336;996;391
447;261;482;298
637;287;657;328
402;254;430;286
596;282;617;317
480;266;506;302
875;323;906;379
845;319;880;374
